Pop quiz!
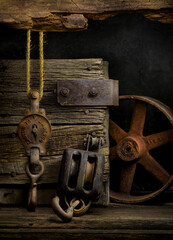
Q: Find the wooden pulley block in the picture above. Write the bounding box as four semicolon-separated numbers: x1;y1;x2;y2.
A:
109;95;173;203
51;136;107;222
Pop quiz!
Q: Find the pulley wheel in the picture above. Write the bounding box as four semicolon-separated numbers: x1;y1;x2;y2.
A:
109;95;173;203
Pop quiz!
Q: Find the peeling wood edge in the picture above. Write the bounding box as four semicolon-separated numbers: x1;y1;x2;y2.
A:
0;14;88;32
86;9;173;23
0;9;173;32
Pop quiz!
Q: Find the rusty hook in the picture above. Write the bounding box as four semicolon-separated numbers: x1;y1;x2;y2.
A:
28;182;37;211
51;196;80;222
26;160;44;211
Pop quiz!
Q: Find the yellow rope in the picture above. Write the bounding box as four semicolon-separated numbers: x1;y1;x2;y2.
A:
26;30;44;100
39;32;44;100
26;30;31;97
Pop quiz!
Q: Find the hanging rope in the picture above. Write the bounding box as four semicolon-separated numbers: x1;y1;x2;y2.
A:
39;31;44;100
26;30;44;100
26;30;31;97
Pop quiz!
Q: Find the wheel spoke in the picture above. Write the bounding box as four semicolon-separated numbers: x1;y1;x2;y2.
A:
139;153;170;184
110;146;119;161
144;129;173;150
129;101;147;135
109;119;127;143
119;163;137;193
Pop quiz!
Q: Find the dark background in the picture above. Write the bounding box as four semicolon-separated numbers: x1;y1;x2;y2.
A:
0;13;173;195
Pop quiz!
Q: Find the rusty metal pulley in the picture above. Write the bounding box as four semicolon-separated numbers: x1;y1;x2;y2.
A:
51;136;105;222
109;95;173;203
18;90;51;210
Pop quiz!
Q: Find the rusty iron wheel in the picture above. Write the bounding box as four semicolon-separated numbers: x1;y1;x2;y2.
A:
109;95;173;203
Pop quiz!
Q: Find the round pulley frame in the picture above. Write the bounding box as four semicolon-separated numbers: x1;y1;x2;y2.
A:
18;113;51;155
109;95;173;203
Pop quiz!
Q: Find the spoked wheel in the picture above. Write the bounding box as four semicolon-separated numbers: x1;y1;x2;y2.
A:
110;95;173;203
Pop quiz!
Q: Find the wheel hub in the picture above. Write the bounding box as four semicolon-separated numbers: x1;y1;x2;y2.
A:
116;136;145;161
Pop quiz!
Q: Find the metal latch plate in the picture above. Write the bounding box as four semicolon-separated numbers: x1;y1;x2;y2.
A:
57;79;119;106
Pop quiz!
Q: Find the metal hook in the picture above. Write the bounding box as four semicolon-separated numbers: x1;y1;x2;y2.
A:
51;196;80;222
26;154;44;211
28;182;37;211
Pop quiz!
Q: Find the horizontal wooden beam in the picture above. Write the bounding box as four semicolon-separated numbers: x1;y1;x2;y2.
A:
0;0;173;31
0;124;109;184
0;59;107;125
0;205;173;239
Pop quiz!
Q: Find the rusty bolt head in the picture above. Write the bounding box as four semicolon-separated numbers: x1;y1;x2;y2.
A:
60;87;70;97
89;87;98;97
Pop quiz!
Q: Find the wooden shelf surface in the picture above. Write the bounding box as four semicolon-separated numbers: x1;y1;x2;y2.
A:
0;203;173;239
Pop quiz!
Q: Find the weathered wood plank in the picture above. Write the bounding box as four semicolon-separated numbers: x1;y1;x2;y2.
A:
0;59;106;92
0;0;173;31
0;184;110;205
0;123;109;184
1;0;172;15
0;205;172;239
0;95;107;125
0;204;172;229
1;187;172;205
142;10;173;24
0;230;173;240
0;187;57;205
0;59;107;125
